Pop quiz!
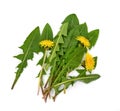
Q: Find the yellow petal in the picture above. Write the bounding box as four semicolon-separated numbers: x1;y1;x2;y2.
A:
39;40;54;48
76;36;90;48
85;53;95;71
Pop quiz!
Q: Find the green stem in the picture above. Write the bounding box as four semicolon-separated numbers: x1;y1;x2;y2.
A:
48;62;62;87
37;49;47;95
44;56;64;88
54;61;64;77
43;60;58;100
44;59;56;88
52;63;67;85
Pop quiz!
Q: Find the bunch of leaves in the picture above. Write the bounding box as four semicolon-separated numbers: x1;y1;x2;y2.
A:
11;14;100;102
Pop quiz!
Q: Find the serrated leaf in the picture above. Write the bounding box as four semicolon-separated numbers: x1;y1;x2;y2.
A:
50;14;80;74
46;23;68;69
59;36;64;43
57;47;64;55
59;22;68;36
88;29;99;48
37;56;44;65
14;54;24;60
11;26;41;89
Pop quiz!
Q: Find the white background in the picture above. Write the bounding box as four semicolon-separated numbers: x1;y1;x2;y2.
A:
0;0;120;111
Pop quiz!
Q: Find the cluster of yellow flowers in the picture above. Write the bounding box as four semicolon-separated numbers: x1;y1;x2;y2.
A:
39;36;95;71
76;36;95;71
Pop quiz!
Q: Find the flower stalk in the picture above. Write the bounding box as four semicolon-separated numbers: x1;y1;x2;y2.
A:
37;48;47;95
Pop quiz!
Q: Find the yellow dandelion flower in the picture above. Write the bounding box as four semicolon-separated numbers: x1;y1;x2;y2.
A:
85;53;95;71
76;36;90;48
39;40;54;48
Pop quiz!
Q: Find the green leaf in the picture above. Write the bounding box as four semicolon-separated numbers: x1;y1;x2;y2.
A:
11;26;41;89
53;74;100;88
65;47;86;68
62;13;79;31
37;56;48;66
14;54;24;60
37;23;53;66
37;56;44;65
88;29;99;48
59;22;68;36
62;26;79;49
80;74;100;83
76;69;100;83
46;23;68;69
40;23;53;41
76;69;86;77
78;23;88;37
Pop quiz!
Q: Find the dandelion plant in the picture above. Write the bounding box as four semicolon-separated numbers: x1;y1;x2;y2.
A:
11;14;100;102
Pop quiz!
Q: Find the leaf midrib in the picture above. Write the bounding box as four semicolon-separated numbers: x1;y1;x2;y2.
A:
17;31;38;75
49;24;66;63
53;75;99;88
